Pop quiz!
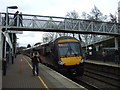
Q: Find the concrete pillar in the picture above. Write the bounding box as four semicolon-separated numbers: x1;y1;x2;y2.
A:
118;1;120;23
0;28;3;61
114;1;120;50
0;28;3;90
115;37;119;50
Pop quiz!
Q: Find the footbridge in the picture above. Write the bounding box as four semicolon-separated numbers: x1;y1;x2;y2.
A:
0;12;120;61
0;12;120;36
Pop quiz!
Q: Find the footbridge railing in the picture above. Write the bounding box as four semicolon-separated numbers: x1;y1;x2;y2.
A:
0;12;120;36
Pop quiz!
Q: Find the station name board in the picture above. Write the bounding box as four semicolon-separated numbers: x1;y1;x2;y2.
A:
6;30;23;34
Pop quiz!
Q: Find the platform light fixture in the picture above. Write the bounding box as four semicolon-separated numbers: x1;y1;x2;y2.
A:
8;6;18;9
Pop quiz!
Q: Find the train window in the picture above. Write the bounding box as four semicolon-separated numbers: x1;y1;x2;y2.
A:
58;42;81;57
58;44;68;46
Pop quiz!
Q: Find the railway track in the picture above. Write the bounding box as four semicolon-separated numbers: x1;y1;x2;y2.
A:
67;70;119;90
66;62;120;90
83;69;119;89
84;61;120;76
69;76;101;90
81;62;120;90
85;68;120;87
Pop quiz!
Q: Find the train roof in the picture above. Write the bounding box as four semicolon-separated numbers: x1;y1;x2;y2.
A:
23;36;80;50
40;36;79;46
54;36;79;42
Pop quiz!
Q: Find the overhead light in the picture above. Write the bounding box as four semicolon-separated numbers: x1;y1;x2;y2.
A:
8;6;18;9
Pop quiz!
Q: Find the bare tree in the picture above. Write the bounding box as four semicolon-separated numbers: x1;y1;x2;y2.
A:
43;37;49;43
27;44;31;48
81;5;109;52
66;10;79;19
82;5;107;21
109;13;117;23
90;5;103;21
82;12;91;19
65;10;82;41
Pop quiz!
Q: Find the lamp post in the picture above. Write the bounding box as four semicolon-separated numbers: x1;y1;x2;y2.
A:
3;6;18;75
4;6;18;59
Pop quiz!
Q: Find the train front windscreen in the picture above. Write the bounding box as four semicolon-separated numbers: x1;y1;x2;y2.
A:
58;42;81;57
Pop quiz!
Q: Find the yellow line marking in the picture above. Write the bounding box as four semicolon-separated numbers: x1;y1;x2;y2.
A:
38;76;49;89
23;57;49;90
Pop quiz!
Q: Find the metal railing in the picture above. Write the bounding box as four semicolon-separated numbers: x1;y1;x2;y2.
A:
0;12;120;36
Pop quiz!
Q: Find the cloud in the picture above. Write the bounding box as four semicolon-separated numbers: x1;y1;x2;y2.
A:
17;31;44;47
1;0;118;47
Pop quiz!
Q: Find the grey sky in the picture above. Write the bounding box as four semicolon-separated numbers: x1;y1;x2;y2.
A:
1;0;119;16
1;0;119;47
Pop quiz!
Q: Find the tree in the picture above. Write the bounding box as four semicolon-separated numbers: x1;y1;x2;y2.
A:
65;10;82;40
90;5;103;21
81;5;109;46
66;10;79;19
27;44;31;48
82;5;107;21
109;13;117;23
82;12;91;19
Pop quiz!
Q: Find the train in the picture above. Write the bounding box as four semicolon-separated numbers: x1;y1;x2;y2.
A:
23;36;84;76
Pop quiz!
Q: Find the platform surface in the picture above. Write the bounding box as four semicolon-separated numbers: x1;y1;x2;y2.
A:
2;55;86;89
85;59;120;68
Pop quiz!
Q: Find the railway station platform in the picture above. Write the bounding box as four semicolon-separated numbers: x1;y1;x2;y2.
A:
85;59;120;68
2;55;86;89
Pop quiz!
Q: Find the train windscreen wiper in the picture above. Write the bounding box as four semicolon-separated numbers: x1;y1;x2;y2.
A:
65;44;76;57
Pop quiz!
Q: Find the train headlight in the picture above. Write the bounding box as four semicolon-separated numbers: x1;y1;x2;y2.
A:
80;59;84;63
58;61;64;65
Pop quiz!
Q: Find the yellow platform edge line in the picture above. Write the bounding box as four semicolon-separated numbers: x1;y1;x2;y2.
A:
23;57;49;90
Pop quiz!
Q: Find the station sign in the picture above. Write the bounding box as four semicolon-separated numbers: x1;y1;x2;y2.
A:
6;30;23;34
